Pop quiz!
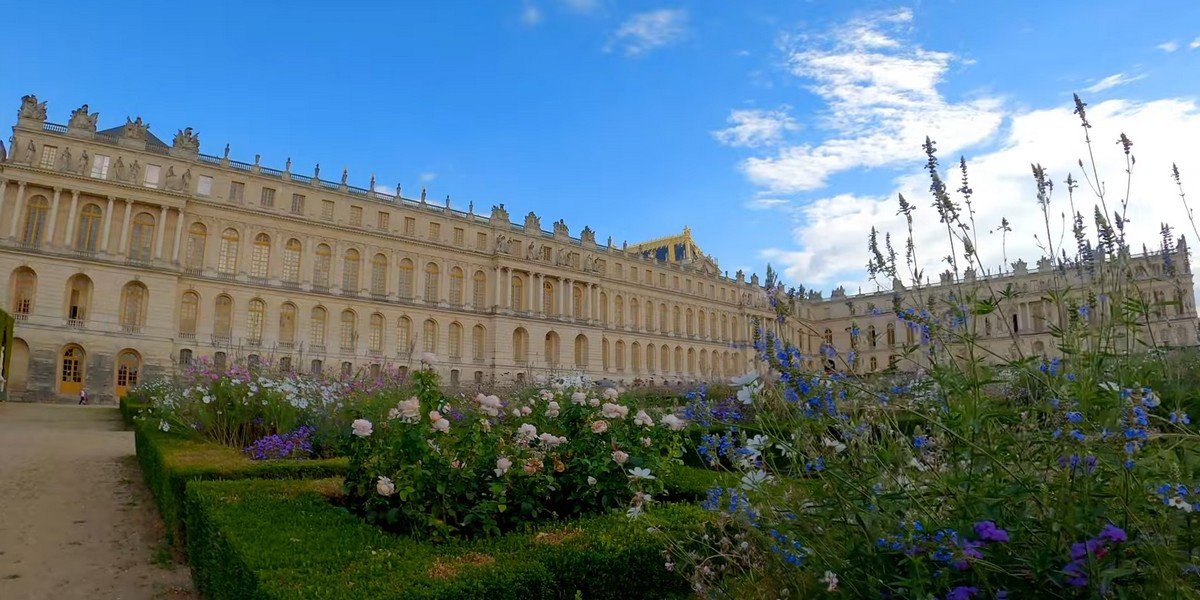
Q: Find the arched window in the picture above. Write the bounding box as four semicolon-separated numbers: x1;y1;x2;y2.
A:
179;349;193;366
310;306;327;348
631;342;642;373
674;346;683;373
66;274;93;325
214;352;227;372
249;233;271;279
615;340;626;372
397;316;413;354
449;322;463;359
721;314;728;341
543;280;556;315
11;267;36;316
473;271;487;309
279;302;297;346
214;295;233;339
630;298;640;328
398;259;414;299
449;267;464;306
313;244;332;288
115;350;141;398
185;222;207;270
697;311;706;337
342;249;361;292
129;212;156;262
371;254;388;296
423;319;438;354
119;282;148;333
824;328;834;344
247;298;266;343
687;348;696;374
673;306;682;334
886;323;896;346
646;301;656;332
544;331;560;366
310;359;323;374
870;356;878;371
574;334;588;367
686;308;694;336
699;349;708;375
217;228;240;275
473;325;486;361
76;204;103;253
340;310;357;350
512;275;525;311
614;296;625;326
59;345;85;395
179;291;200;335
868;325;877;348
513;328;529;363
661;305;669;334
573;285;584;319
21;195;49;247
601;338;610;370
660;345;670;373
647;343;657;371
424;263;440;303
282;239;302;283
599;292;608;325
369;313;385;352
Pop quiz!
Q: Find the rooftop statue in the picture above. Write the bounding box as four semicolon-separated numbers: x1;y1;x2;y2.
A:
122;116;149;141
172;127;200;153
341;168;348;185
18;94;47;120
68;104;99;132
285;157;292;172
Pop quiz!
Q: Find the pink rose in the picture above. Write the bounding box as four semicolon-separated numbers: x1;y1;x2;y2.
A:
591;420;609;434
612;450;629;465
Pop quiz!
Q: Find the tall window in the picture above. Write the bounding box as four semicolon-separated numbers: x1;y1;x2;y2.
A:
697;310;706;336
424;263;440;303
247;299;266;343
228;181;245;202
573;286;584;319
369;313;384;352
575;334;588;367
686;308;694;336
423;319;438;354
615;296;625;327
342;249;360;292
397;317;412;354
279;303;297;346
321;200;335;220
313;244;332;288
449;322;462;359
260;187;276;208
310;307;327;348
544;332;560;366
21;196;49;247
39;145;57;170
543;281;555;315
250;233;271;279
473;271;487;308
214;295;233;339
185;223;207;270
197;176;213;197
282;239;301;283
398;259;414;299
66;274;92;324
599;293;608;325
370;254;388;296
217;228;240;275
90;155;111;179
473;325;486;361
513;328;528;363
75;204;102;253
350;206;362;226
340;310;357;351
180;291;199;335
60;346;84;392
11;268;36;316
512;276;525;311
449;268;464;306
290;193;305;214
630;299;640;328
120;282;148;332
129;212;155;262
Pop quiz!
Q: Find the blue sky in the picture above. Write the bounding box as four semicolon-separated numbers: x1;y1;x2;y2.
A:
5;1;1200;292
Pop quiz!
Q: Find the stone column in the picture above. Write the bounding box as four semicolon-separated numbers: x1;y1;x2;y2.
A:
63;190;80;247
154;205;168;259
0;180;7;228
563;279;572;318
117;199;134;255
525;271;534;313
504;268;513;309
583;283;592;321
493;266;501;310
8;182;27;239
46;188;61;245
100;196;115;252
172;209;186;262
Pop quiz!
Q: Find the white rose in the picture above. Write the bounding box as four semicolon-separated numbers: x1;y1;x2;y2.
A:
352;418;373;437
376;475;395;497
495;457;512;477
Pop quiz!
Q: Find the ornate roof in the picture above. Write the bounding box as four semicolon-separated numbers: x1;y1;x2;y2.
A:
628;227;719;273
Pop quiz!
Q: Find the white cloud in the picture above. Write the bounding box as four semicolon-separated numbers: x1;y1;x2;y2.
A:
606;9;687;57
419;172;438;183
739;9;1004;193
1157;41;1179;53
746;197;793;210
1191;37;1200;50
1083;72;1147;93
761;99;1200;293
558;0;600;13
521;3;544;26
713;108;799;148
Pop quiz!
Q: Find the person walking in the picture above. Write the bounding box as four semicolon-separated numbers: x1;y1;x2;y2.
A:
78;388;89;405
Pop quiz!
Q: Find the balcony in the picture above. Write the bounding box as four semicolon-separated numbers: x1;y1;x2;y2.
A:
66;318;86;329
178;331;196;340
121;324;142;335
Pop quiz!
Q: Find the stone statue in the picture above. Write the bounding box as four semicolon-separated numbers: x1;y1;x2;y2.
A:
164;166;182;191
557;247;568;265
285;157;292;172
122;116;149;141
468;201;474;214
254;154;261;167
68;104;99;131
172;128;200;153
394;183;402;198
58;147;73;171
494;234;507;253
607;236;613;247
129;159;142;183
182;168;192;190
420;187;427;202
224;143;231;159
23;140;35;164
112;156;127;181
18;95;47;120
444;195;451;208
490;204;510;224
553;219;568;237
524;211;541;231
75;150;89;174
0;138;6;163
341;168;348;185
526;242;536;259
369;173;376;191
313;163;320;179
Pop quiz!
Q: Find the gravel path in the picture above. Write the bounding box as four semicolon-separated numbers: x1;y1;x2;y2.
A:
0;403;196;599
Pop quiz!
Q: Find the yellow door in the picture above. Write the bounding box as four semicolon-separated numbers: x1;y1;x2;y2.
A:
59;347;84;396
115;351;140;398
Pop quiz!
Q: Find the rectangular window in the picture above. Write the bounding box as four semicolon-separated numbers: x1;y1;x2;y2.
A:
377;211;389;230
39;146;58;170
350;206;362;226
229;181;245;203
477;232;488;250
673;276;680;290
428;222;441;239
197;175;213;197
646;269;652;284
659;274;666;287
404;217;416;236
454;227;464;246
143;164;161;187
321;200;335;220
686;279;693;292
90;155;111;179
631;268;638;283
291;193;305;214
260;187;276;208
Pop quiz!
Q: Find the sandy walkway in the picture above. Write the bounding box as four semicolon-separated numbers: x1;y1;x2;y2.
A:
0;403;196;599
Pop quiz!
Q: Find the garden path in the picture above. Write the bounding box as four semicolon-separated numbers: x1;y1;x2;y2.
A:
0;403;196;599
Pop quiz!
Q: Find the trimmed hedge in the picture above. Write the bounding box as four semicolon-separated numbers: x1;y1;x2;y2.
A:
119;396;149;427
185;478;705;599
663;465;740;502
135;423;348;546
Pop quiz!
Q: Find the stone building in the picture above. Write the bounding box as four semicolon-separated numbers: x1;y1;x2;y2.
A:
0;96;774;401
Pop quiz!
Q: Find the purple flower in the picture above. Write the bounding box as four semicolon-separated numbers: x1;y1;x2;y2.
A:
1063;559;1088;587
1098;524;1127;544
974;520;1010;543
945;586;979;600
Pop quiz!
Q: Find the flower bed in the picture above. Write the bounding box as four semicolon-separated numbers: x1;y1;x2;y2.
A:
184;478;704;599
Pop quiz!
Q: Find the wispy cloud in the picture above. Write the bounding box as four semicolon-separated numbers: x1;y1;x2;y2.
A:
605;9;687;57
736;9;1003;194
558;0;600;13
1083;72;1147;93
1191;37;1200;50
419;172;438;183
1157;41;1179;53
521;3;544;26
712;108;799;148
